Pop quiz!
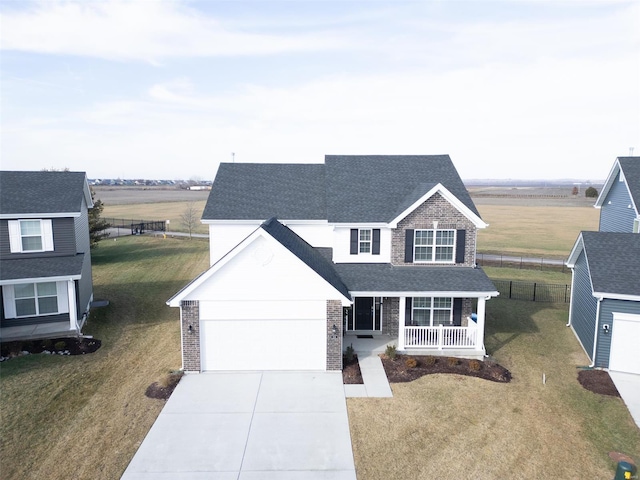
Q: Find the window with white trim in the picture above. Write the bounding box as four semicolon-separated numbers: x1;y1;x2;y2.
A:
359;229;371;253
412;297;452;326
8;219;54;253
14;282;59;317
414;229;455;262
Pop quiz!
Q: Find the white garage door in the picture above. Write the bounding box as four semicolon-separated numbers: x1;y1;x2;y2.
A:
610;313;640;375
199;300;327;371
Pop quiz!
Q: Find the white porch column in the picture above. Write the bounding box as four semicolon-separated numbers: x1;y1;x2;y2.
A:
398;297;406;350
67;280;78;331
476;296;487;351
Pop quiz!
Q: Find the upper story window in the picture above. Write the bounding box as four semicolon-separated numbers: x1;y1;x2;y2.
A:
404;228;466;264
350;228;380;255
20;220;43;251
14;282;59;317
8;219;54;253
414;229;455;262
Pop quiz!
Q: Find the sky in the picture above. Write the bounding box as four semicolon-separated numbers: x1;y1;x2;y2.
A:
1;0;639;181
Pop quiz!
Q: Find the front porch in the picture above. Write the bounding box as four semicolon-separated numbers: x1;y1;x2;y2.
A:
0;320;82;343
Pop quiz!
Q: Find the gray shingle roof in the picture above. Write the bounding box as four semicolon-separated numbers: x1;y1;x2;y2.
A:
261;218;350;299
325;155;480;222
581;231;640;297
0;171;89;215
332;262;498;293
202;164;327;220
618;157;640;208
202;155;481;223
0;255;85;281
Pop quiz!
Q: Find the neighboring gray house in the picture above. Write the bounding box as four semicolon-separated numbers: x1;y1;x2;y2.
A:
594;156;640;233
566;232;640;374
168;155;498;372
567;156;640;375
0;171;94;341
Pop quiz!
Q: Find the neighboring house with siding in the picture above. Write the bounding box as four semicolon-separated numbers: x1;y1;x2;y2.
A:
594;156;640;233
567;156;640;375
168;155;499;372
0;171;94;341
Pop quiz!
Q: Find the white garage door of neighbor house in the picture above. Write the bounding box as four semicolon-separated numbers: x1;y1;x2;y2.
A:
609;314;640;375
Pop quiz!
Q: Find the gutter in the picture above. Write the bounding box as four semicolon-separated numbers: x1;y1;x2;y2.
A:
566;266;575;327
589;296;603;368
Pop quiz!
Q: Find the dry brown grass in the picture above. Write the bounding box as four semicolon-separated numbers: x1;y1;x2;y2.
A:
0;236;210;479
347;300;640;479
476;204;599;258
102;201;209;234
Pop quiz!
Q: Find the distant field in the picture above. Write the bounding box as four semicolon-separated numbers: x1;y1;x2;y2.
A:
97;186;601;256
476;204;599;259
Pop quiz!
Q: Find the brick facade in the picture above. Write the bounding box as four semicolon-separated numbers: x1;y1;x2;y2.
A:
180;300;201;372
326;300;343;371
382;297;399;335
391;192;477;266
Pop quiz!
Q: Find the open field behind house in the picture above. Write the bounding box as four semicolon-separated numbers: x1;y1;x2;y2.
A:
102;201;209;235
348;299;640;480
93;186;210;205
0;236;209;480
475;204;599;258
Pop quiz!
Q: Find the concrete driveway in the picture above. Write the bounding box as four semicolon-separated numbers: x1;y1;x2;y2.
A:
121;371;357;479
609;371;640;429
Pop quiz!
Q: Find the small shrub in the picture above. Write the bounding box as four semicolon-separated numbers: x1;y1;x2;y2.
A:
424;356;436;366
54;341;67;351
468;359;482;371
447;357;459;367
345;344;355;363
385;344;397;360
405;357;417;368
41;339;52;349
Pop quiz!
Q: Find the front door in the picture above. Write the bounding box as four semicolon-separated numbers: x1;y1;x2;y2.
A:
355;297;374;330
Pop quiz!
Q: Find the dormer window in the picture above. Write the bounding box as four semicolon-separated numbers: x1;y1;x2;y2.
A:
350;228;380;255
8;219;54;253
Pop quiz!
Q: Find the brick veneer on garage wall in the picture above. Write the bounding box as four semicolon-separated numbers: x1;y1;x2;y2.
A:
391;192;477;266
180;300;201;372
326;300;343;370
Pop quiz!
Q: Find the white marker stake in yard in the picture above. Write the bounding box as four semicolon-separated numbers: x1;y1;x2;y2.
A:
543;373;546;385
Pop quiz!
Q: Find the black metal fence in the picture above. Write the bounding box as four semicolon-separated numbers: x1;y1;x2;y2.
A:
493;279;571;303
102;218;166;236
477;253;568;273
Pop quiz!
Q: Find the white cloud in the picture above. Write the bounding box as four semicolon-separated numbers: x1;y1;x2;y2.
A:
1;0;345;61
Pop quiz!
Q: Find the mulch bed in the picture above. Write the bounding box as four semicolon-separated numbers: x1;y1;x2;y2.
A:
343;354;364;384
381;354;512;383
577;369;620;397
145;372;184;400
0;337;101;359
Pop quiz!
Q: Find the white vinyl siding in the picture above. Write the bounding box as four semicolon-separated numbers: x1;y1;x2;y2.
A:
414;229;455;263
8;219;54;253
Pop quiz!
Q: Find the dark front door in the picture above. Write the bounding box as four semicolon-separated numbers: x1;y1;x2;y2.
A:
355;297;374;330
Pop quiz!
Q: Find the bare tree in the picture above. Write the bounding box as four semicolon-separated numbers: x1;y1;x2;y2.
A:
180;201;199;239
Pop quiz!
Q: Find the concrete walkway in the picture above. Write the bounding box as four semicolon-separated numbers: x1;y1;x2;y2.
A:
121;371;356;479
344;354;393;398
609;371;640;429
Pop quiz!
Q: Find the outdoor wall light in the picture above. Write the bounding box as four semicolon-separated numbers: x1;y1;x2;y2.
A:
332;324;338;335
188;324;193;334
602;324;610;333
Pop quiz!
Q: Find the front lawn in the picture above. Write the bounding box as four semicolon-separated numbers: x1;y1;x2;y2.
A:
0;236;209;479
347;299;640;479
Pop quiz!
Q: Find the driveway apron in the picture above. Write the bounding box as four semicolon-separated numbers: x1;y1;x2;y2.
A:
121;371;357;479
609;371;640;429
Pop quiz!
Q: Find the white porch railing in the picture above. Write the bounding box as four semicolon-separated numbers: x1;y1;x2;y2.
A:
403;325;479;349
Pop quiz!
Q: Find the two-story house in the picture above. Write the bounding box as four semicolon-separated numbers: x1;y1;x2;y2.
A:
0;171;94;341
168;155;498;372
566;156;640;375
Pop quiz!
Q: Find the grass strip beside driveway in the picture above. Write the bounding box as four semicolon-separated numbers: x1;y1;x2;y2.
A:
0;236;209;480
347;299;640;479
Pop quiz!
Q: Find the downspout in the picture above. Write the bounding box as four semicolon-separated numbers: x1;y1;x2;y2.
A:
589;297;603;368
566;267;575;327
